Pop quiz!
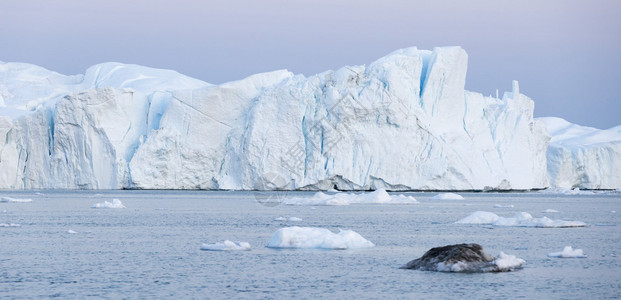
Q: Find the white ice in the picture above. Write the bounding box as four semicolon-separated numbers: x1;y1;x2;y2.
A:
283;189;417;206
547;246;587;258
67;230;78;234
0;223;20;227
0;47;560;191
200;240;251;251
541;209;559;213
91;199;126;209
266;226;375;249
0;197;33;203
494;204;514;208
275;217;302;222
434;251;524;273
456;211;587;228
431;193;464;200
539;117;621;190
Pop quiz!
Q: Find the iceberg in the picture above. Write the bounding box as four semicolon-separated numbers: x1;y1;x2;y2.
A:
200;240;251;251
547;246;586;258
0;197;32;203
456;211;587;228
1;46;616;190
430;193;464;200
282;189;418;205
91;199;126;209
266;226;375;249
539;117;621;189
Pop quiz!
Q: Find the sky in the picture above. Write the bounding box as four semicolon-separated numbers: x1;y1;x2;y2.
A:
1;0;620;129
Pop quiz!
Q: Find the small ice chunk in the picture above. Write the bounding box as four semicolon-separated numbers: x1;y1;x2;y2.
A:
431;193;464;200
0;197;33;203
91;199;126;209
67;230;78;234
455;211;500;224
0;223;21;227
548;246;586;258
266;226;375;249
541;209;559;213
494;204;514;208
200;240;251;251
283;189;417;206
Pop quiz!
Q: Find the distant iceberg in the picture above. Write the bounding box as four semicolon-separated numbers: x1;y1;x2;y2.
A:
266;226;375;249
0;197;32;203
91;199;126;209
282;189;417;205
200;240;251;251
431;193;464;200
548;246;586;258
456;211;587;228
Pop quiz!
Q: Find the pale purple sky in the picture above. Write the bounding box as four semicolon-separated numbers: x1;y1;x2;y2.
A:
2;0;620;128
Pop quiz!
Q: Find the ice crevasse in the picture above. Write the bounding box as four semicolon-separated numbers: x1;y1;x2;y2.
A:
0;46;615;190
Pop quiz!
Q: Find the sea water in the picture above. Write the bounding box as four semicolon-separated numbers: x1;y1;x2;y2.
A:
0;190;619;299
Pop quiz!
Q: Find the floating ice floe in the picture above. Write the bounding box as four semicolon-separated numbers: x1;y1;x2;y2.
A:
274;217;302;222
282;189;417;206
456;211;587;228
538;188;620;195
266;226;375;249
494;204;515;208
0;223;21;227
67;230;78;234
541;209;559;213
0;197;33;203
548;246;586;258
91;199;126;209
431;193;464;200
400;243;524;272
200;240;251;251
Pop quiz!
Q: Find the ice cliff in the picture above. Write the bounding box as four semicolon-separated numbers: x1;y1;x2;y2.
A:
538;117;621;189
0;46;614;190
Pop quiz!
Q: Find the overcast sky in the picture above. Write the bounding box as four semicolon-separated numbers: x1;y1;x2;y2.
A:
1;0;619;128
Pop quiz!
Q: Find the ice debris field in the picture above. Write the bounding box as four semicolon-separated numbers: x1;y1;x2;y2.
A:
1;46;619;190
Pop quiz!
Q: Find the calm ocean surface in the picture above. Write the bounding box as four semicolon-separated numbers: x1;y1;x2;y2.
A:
1;190;619;299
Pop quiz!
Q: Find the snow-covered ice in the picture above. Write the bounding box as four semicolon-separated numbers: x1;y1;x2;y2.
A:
0;223;20;227
200;240;251;251
266;226;375;249
0;197;33;203
547;246;587;258
541;209;559;213
431;193;464;200
67;230;78;234
494;204;515;208
283;189;417;205
456;211;587;228
91;199;126;209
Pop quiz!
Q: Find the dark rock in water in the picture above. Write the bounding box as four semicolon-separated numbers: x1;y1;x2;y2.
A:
400;243;524;273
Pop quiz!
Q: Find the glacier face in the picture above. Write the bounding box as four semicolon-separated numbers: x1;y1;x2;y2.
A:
538;117;621;189
0;46;600;190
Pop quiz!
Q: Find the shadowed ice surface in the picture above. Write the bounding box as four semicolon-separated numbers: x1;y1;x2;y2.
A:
0;190;619;299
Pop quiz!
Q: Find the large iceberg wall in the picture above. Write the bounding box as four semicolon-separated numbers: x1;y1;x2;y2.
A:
0;47;551;190
539;117;621;189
